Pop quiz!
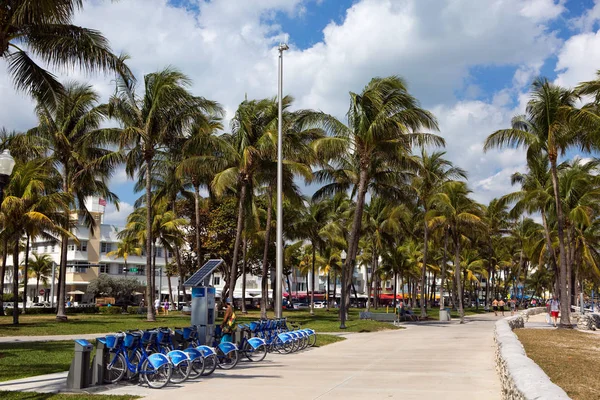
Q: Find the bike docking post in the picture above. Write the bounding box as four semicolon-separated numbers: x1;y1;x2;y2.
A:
92;337;108;385
66;339;93;390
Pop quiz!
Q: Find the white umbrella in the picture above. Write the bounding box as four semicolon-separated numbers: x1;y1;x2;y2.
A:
67;290;85;295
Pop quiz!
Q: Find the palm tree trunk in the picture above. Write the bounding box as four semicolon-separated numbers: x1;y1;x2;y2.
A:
56;216;69;321
366;250;376;312
341;169;369;328
145;157;156;322
549;159;571;326
35;276;40;303
260;187;273;319
0;238;8;315
420;215;429;317
454;234;465;323
165;251;173;310
170;202;186;299
241;236;247;314
310;243;316;316
439;227;448;310
12;240;19;325
540;211;558;292
393;270;398;308
228;181;247;303
326;271;330;311
22;234;30;313
332;272;337;307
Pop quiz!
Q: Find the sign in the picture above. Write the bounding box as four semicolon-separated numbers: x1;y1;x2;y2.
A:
129;268;138;273
99;198;107;206
192;287;205;298
39;289;45;295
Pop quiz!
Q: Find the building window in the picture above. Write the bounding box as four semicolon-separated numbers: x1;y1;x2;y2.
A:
155;247;162;257
101;242;111;253
118;264;125;274
79;241;87;251
100;264;109;274
68;242;76;251
167;250;173;258
213;276;220;285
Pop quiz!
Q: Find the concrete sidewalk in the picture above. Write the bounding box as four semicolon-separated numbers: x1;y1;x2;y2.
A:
1;314;502;399
0;333;113;343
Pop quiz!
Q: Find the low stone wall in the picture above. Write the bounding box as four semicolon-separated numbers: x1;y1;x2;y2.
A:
577;313;600;330
495;307;570;400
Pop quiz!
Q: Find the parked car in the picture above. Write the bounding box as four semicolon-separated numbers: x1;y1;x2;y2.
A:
181;302;192;315
314;301;326;309
296;302;310;309
31;301;52;308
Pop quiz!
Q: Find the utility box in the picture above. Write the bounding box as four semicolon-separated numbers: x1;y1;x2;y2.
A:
184;259;224;345
91;337;108;385
66;339;93;389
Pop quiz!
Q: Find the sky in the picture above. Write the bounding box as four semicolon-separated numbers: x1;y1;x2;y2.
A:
2;0;600;225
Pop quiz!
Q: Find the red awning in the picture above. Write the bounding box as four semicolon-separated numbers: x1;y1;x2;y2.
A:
378;293;403;300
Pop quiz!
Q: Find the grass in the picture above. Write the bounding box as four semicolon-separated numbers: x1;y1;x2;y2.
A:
0;333;343;383
0;308;396;336
0;392;138;400
514;328;600;400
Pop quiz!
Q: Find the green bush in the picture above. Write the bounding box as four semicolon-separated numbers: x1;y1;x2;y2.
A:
2;293;23;302
98;306;122;314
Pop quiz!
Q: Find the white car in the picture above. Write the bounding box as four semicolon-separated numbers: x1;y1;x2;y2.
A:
314;301;326;309
31;302;52;308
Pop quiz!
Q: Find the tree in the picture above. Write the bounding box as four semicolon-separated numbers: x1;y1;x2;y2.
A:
28;253;53;302
107;238;141;276
430;181;485;323
1;0;127;108
302;76;441;328
484;77;589;327
29;82;120;321
109;67;220;322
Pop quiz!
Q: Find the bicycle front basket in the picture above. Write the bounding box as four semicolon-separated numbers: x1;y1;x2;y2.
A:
124;333;137;348
105;335;120;349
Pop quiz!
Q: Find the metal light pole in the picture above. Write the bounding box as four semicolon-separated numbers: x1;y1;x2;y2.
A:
275;43;289;319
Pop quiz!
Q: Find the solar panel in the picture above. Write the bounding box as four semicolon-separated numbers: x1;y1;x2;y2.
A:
183;259;224;287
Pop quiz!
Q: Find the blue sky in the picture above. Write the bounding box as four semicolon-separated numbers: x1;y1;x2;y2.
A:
2;0;600;225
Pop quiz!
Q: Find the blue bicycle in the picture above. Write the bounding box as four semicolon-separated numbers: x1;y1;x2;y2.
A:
105;332;172;389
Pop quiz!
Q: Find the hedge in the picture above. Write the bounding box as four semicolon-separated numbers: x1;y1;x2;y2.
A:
3;306;99;315
98;306;123;314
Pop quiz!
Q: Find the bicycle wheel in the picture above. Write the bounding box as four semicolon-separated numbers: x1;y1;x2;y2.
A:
105;353;126;383
243;342;267;362
170;359;192;384
189;356;204;379
308;333;317;347
201;354;217;376
216;348;239;370
141;358;172;389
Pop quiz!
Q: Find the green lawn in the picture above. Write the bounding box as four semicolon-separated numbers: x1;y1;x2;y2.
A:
0;308;396;336
0;392;138;400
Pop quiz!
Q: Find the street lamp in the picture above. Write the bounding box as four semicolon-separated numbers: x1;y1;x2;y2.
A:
275;43;289;319
0;149;15;202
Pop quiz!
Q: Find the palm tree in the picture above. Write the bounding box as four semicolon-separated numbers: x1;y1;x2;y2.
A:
28;253;53;302
107;238;142;276
412;150;466;317
302;76;441;328
109;67;220;322
484;77;590;326
430;181;485;323
29;82;120;321
1;0;127;108
0;159;70;324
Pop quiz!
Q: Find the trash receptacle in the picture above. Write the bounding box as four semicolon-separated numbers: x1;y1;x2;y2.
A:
439;308;451;322
66;339;93;389
92;337;108;385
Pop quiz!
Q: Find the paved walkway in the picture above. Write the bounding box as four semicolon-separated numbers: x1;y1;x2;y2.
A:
0;333;113;343
0;314;502;399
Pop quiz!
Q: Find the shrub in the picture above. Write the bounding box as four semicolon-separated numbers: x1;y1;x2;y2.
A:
99;306;122;314
2;293;23;302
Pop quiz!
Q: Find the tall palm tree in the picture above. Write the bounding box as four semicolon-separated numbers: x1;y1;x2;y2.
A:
109;67;220;322
430;181;485;323
107;238;142;276
29;82;121;321
302;76;441;328
28;253;53;301
0;159;70;324
484;77;590;326
1;0;127;108
412;150;466;317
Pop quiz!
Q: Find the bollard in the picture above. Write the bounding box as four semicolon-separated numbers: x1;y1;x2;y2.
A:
92;337;108;385
66;339;93;390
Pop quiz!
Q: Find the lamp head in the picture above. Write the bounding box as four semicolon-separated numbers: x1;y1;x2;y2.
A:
279;43;289;52
0;149;15;177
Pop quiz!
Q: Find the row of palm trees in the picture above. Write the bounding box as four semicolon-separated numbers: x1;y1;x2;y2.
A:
3;1;600;329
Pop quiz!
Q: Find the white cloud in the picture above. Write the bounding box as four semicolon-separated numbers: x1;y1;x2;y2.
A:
103;202;134;226
519;0;566;22
555;29;600;87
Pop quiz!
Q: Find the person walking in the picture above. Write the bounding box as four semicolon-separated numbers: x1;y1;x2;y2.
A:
154;298;160;315
221;298;236;343
549;295;560;327
163;299;169;315
510;299;516;316
492;298;499;316
498;299;506;316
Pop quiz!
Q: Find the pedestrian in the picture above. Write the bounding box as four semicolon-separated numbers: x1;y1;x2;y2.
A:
492;298;498;316
163;299;169;315
498;299;506;316
154;298;160;315
549;294;560;327
221;298;236;343
510;299;516;316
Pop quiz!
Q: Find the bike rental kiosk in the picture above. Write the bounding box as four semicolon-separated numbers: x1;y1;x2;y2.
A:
183;259;224;345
